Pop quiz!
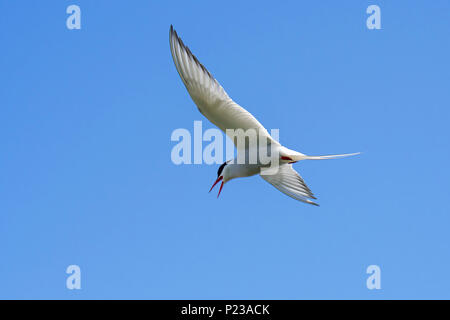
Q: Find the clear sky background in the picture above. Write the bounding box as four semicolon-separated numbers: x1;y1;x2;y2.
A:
1;0;449;299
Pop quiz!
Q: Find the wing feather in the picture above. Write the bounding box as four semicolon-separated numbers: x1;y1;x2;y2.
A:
169;26;279;147
260;164;319;206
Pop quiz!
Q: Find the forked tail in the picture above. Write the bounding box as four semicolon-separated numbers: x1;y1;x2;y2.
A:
301;152;360;160
280;146;360;162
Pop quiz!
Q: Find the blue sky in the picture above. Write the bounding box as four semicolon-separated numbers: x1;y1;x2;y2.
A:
1;0;450;299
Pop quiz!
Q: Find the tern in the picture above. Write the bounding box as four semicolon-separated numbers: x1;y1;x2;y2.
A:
169;25;359;205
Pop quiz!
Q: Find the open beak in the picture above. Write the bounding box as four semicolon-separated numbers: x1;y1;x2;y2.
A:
209;176;224;198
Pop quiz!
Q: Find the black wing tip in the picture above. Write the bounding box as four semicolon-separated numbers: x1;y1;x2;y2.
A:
170;25;181;47
170;25;179;41
170;25;176;38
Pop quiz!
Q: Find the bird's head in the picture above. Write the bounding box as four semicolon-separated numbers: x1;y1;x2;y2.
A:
209;161;230;198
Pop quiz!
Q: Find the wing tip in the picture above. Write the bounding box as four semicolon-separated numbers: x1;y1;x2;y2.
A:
168;25;215;82
169;25;180;46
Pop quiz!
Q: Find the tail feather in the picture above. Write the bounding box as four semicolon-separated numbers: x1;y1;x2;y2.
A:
279;147;360;162
302;152;360;160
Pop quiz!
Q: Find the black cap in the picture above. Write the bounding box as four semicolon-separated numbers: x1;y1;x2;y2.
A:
217;162;227;177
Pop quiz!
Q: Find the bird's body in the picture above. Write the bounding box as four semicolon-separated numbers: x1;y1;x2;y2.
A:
169;25;359;205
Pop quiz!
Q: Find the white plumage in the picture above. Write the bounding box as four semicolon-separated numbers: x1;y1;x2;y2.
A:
169;25;359;205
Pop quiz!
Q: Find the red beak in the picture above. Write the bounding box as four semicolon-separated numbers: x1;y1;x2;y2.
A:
209;176;224;198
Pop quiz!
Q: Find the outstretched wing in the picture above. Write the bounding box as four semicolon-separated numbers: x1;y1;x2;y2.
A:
260;164;319;206
169;25;279;147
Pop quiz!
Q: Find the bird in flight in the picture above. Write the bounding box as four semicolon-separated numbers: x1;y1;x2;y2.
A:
169;25;359;205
